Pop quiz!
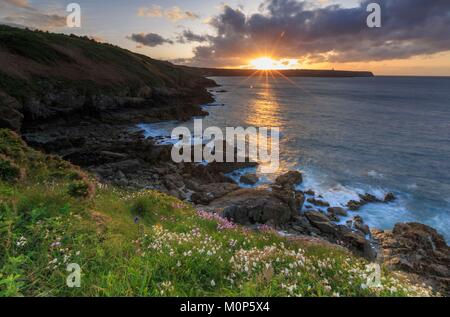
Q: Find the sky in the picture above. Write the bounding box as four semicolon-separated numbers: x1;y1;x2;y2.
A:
1;0;450;76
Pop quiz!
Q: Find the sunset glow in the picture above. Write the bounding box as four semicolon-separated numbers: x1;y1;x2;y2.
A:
250;57;287;70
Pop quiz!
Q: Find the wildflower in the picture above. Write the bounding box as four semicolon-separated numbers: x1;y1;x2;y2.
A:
16;236;27;247
49;258;58;264
50;241;61;248
211;280;216;287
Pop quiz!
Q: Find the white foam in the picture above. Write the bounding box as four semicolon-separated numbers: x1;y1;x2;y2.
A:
368;170;384;179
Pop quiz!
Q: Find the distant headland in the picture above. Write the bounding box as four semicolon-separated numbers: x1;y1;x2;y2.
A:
187;67;375;78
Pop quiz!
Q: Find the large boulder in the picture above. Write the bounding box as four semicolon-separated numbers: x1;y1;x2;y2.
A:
304;211;338;235
210;188;297;225
373;223;450;294
275;171;303;189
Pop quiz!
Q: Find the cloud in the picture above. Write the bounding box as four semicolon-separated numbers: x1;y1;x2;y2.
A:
1;12;66;29
137;5;163;18
128;32;174;47
183;0;450;66
2;0;30;8
177;30;209;43
0;0;66;29
138;5;199;22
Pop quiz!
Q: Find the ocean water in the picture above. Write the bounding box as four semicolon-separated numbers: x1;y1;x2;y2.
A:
139;76;450;241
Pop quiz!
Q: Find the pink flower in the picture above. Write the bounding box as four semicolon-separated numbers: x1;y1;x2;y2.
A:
197;210;237;231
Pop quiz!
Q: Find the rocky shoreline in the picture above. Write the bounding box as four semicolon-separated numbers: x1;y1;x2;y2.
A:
4;25;447;295
21;114;450;295
15;85;448;296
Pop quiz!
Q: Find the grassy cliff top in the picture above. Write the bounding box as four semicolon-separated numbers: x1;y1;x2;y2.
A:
0;25;209;102
0;128;435;297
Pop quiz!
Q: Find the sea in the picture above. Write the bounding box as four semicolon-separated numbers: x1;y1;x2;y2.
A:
139;75;450;242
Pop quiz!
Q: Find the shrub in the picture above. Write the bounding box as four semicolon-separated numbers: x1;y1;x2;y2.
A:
67;180;92;198
0;156;21;182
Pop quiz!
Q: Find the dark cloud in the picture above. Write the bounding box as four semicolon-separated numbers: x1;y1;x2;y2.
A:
128;32;174;47
177;29;209;43
184;0;450;66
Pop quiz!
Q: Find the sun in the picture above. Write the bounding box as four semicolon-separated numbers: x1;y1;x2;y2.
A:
250;57;281;70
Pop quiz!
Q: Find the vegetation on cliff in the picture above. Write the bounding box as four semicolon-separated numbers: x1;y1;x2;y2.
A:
0;129;434;296
0;25;214;131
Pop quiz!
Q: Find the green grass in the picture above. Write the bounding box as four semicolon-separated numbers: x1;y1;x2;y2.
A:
0;26;74;65
0;129;435;297
0;25;203;102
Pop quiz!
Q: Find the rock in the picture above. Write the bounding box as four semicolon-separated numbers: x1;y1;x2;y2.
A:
290;216;320;235
353;216;371;235
307;198;330;207
304;211;338;235
164;173;184;190
384;192;396;202
326;211;340;222
99;151;128;161
184;179;200;191
117;170;126;180
304;189;315;196
210;188;296;225
137;86;153;98
0;92;23;131
270;186;305;214
294;191;306;212
347;200;365;211
338;225;376;260
359;193;381;203
327;207;348;217
240;173;259;185
109;159;142;173
191;182;240;205
275;171;303;189
373;223;450;294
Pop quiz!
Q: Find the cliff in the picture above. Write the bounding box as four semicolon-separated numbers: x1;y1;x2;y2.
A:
0;25;215;132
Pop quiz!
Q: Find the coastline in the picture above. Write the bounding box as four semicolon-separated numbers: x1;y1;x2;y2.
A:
13;76;449;294
1;26;448;296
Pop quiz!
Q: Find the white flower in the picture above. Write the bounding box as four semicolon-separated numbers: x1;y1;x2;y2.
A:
211;280;216;287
